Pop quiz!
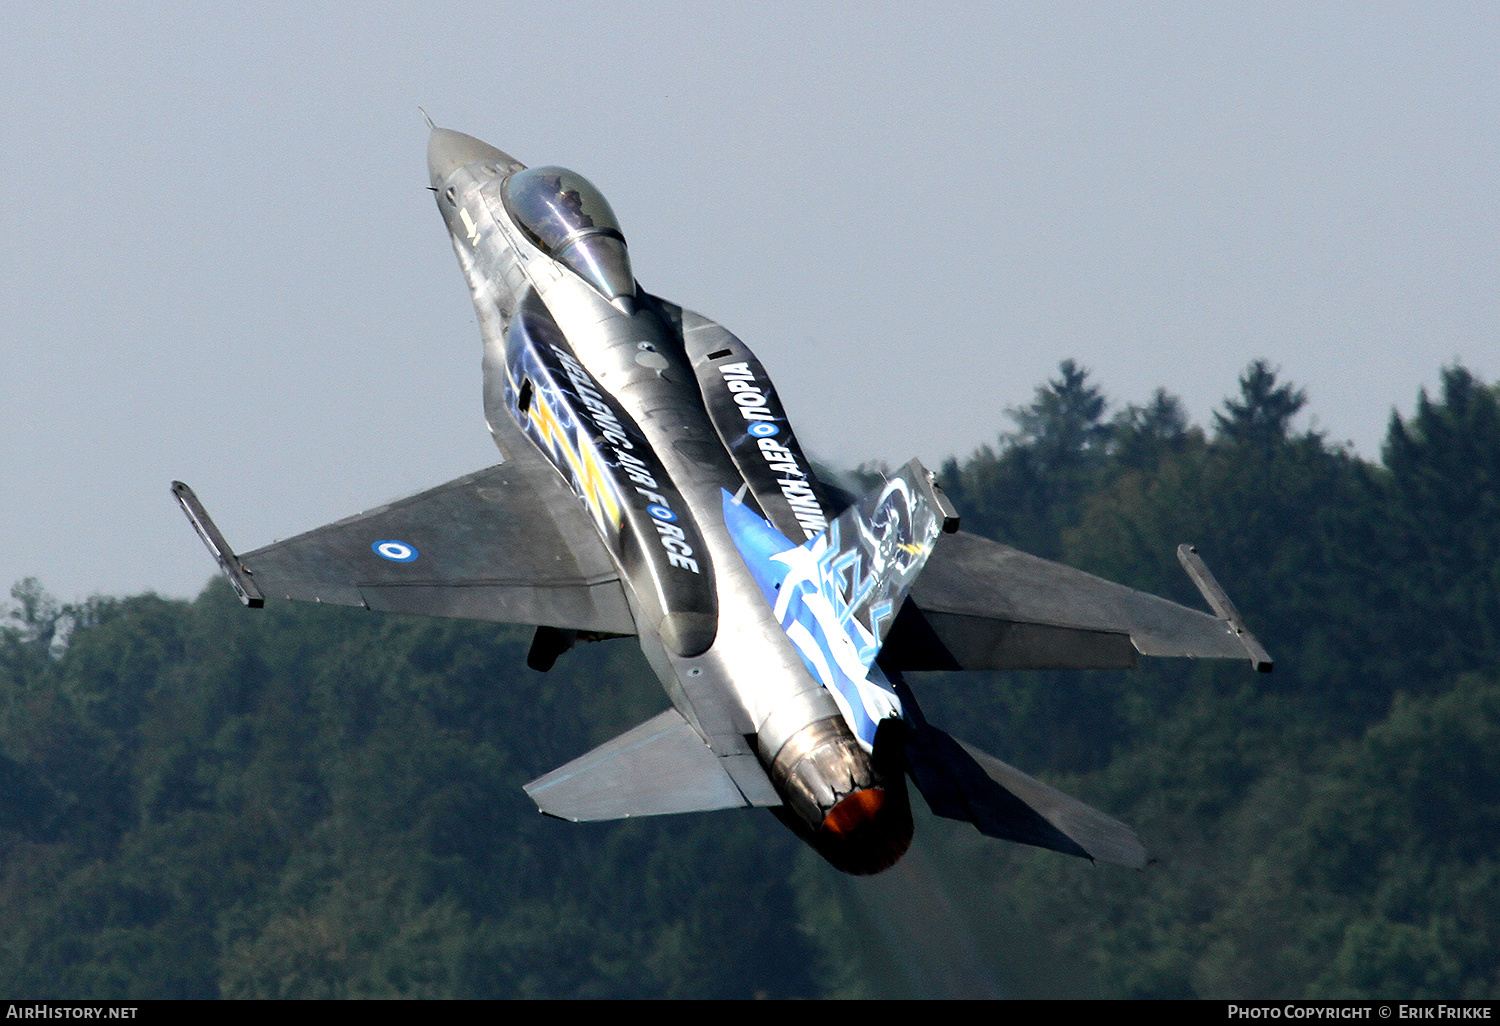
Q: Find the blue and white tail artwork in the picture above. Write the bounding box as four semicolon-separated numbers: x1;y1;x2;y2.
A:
723;459;957;748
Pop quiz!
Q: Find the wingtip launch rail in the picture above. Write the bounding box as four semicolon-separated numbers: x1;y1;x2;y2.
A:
1177;544;1274;672
171;481;263;608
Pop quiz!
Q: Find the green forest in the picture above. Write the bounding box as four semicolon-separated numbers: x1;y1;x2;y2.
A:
3;361;1498;998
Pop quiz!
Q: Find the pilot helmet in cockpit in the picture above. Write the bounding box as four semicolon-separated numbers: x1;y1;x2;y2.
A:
503;166;636;311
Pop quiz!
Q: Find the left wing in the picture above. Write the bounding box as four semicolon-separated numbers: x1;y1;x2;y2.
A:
172;460;636;635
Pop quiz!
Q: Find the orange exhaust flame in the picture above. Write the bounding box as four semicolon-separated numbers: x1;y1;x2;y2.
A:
821;788;886;837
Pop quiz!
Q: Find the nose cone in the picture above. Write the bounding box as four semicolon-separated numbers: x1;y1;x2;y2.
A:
427;128;523;188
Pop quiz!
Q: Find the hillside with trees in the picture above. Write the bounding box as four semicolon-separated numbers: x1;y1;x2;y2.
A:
3;362;1497;998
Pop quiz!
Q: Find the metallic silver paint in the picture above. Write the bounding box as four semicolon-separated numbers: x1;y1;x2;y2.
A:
431;128;871;822
769;717;881;828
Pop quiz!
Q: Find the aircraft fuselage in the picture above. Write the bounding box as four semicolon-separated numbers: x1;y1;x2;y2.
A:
427;129;913;872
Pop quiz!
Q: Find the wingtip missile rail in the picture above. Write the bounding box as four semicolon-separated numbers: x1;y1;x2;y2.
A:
171;481;264;608
1176;544;1273;673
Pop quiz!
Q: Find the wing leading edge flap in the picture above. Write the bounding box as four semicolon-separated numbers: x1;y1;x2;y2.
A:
524;708;775;821
902;723;1148;869
200;460;636;635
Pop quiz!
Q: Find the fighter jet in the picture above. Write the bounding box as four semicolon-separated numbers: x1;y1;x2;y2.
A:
173;125;1272;875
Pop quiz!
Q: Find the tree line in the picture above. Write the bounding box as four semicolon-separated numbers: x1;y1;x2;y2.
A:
2;360;1496;997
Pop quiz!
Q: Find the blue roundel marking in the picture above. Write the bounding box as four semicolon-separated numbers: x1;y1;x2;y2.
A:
748;421;779;437
646;504;676;522
373;540;418;562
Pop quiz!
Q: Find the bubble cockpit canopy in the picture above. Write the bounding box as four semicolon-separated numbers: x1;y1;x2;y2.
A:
503;166;635;307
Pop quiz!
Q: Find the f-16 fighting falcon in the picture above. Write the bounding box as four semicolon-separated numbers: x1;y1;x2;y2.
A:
173;124;1272;875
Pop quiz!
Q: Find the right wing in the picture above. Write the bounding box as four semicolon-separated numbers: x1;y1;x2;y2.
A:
173;458;636;635
884;530;1269;672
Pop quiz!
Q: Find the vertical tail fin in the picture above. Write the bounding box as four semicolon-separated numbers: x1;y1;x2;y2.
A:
723;459;958;746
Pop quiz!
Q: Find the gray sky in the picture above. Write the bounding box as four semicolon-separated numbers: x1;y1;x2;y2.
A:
4;3;1497;604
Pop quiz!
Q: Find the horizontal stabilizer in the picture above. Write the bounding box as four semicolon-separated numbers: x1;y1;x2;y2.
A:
904;724;1148;869
524;708;764;821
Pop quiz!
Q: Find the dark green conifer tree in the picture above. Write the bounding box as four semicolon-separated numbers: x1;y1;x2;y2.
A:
1213;359;1310;451
1373;365;1500;684
941;359;1112;559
